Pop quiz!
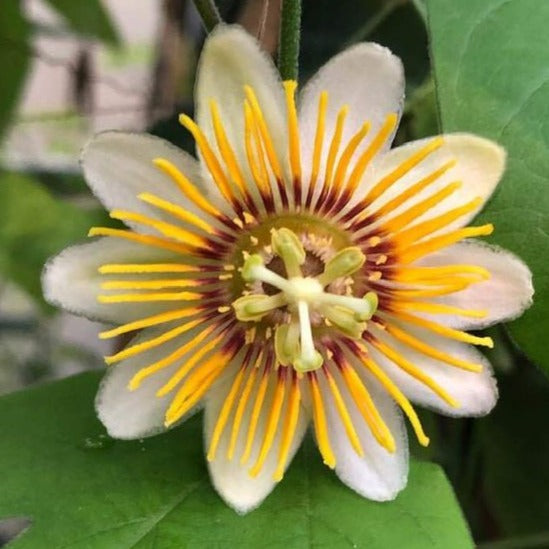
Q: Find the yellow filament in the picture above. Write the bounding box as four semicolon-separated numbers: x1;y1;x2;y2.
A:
207;366;247;461
332;122;371;196
99;263;201;274
138;193;214;234
244;101;273;201
376;160;457;218
274;374;301;481
394;265;490;283
391;281;472;299
393;197;483;247
164;367;221;427
153;158;223;219
109;210;207;250
309;373;336;468
309;91;328;197
179;114;236;206
105;317;204;365
368;337;458;407
98;291;201;304
283;80;301;183
209;99;250;202
128;324;217;389
394;301;487;319
383;181;462;235
364;136;445;205
244;86;283;181
228;362;260;459
393;311;494;347
344;113;398;197
100;279;200;291
339;364;395;452
88;227;189;255
383;322;483;372
156;332;227;396
99;308;200;339
324;105;349;191
397;224;494;263
240;369;270;465
324;368;364;456
358;348;430;447
249;373;287;477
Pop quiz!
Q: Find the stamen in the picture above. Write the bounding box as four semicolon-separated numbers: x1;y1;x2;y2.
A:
317;292;378;321
294;301;323;373
308;371;336;468
233;293;287;322
274;371;301;481
321;306;366;339
274;321;300;366
270;227;305;277
317;246;365;286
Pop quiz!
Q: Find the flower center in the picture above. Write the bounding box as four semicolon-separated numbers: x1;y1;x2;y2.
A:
232;227;378;373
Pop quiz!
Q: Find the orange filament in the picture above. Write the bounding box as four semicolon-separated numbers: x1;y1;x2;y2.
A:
397;224;494;264
309;372;336;468
393;264;491;283
152;157;224;219
308;91;328;202
283;81;302;184
367;337;458;407
375;160;457;218
138;192;214;234
99;308;201;339
323;105;349;193
274;372;301;481
339;362;395;451
100;279;200;291
357;345;430;446
324;367;364;456
249;370;287;477
127;324;218;389
343;113;398;198
98;291;202;304
88;227;189;255
393;301;487;319
98;263;201;275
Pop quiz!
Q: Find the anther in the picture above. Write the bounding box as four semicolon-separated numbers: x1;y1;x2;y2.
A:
318;246;366;286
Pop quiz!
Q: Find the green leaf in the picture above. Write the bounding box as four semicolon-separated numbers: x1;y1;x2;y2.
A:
426;0;549;371
43;0;120;46
0;0;31;140
479;362;549;539
0;372;473;548
0;173;106;305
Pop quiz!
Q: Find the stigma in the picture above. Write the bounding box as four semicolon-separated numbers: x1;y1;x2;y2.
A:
232;228;379;373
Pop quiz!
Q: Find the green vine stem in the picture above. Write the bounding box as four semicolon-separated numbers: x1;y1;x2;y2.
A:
192;0;222;32
278;0;302;81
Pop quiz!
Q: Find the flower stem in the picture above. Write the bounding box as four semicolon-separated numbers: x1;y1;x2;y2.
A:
192;0;222;32
278;0;302;81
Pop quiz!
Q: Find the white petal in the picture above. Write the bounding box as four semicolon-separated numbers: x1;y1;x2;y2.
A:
205;370;309;514
321;369;408;501
299;42;404;193
415;240;534;330
96;322;210;439
82;131;214;231
367;322;497;416
368;134;506;231
196;25;287;188
42;237;180;324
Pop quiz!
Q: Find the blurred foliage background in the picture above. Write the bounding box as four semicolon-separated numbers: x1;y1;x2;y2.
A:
0;1;547;547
